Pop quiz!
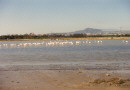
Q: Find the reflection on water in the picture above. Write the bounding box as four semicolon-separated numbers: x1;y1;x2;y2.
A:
0;39;130;66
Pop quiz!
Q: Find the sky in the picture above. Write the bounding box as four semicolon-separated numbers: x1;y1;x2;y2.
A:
0;0;130;35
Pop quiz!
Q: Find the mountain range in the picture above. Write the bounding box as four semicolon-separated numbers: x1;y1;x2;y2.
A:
49;28;130;35
70;28;130;34
71;28;103;34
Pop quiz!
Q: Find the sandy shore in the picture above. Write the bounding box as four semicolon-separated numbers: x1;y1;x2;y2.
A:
0;65;130;90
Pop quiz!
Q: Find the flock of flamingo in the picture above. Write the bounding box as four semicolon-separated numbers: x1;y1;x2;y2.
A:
0;40;129;49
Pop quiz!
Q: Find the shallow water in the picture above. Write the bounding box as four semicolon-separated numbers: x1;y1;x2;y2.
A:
0;39;130;70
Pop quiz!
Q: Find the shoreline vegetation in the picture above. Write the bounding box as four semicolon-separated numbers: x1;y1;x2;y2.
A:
0;33;130;41
0;37;130;41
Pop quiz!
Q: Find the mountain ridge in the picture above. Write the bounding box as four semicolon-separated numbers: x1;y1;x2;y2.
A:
71;28;103;34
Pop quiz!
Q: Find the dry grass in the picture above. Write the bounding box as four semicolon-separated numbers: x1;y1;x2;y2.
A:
73;77;130;88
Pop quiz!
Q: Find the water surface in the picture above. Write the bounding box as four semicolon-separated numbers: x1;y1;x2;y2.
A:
0;39;130;70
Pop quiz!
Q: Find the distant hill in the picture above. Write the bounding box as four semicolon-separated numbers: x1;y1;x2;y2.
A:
48;28;130;35
71;28;103;34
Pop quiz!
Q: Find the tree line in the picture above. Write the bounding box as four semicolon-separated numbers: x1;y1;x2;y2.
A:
0;33;130;40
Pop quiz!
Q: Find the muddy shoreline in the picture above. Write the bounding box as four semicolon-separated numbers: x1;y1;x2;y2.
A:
0;64;130;90
0;69;130;90
0;63;130;71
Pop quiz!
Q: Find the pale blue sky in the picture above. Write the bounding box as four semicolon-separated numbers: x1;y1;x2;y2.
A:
0;0;130;35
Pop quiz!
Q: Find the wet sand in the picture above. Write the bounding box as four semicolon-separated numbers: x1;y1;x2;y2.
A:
0;65;130;90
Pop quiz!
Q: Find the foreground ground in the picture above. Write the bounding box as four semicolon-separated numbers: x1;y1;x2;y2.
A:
0;69;130;90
